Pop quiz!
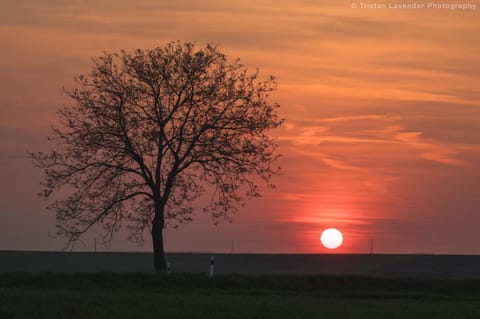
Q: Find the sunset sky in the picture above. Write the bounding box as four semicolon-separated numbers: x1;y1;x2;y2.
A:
1;0;479;254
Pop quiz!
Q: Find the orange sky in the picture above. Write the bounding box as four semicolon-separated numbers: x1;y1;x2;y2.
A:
1;0;480;254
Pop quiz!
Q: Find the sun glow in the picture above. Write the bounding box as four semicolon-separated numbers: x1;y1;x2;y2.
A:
320;228;343;249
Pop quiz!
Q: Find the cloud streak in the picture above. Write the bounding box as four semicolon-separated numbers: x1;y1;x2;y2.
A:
0;0;479;253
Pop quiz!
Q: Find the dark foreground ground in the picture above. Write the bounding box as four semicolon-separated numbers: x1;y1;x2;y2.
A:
2;272;480;319
3;251;480;278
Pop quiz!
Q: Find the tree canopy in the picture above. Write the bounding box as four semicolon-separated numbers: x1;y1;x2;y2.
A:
31;42;283;271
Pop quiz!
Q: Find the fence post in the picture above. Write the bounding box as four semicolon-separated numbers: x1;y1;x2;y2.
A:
209;255;215;278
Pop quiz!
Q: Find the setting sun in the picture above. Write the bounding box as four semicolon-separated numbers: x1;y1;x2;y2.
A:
320;228;343;250
1;0;480;257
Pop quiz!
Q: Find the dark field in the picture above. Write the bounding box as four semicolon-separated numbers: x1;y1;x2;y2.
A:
2;272;480;318
3;252;480;318
4;251;480;278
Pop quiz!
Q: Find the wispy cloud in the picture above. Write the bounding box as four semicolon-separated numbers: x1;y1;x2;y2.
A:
0;0;479;253
395;131;467;166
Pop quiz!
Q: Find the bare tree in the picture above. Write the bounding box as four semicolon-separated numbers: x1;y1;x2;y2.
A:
31;42;283;272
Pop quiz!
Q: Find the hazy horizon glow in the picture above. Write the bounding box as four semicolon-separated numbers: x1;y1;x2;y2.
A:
1;0;479;254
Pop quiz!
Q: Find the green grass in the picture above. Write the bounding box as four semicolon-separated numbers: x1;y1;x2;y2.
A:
2;273;480;318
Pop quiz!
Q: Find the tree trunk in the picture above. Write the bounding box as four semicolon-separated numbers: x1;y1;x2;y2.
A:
151;216;166;273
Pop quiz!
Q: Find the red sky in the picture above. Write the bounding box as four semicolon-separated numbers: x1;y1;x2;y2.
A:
1;0;480;254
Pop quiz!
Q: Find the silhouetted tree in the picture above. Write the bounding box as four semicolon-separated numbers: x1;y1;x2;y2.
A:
31;42;282;272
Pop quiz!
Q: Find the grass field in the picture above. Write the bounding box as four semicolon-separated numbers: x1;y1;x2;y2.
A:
5;251;480;278
2;273;480;318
